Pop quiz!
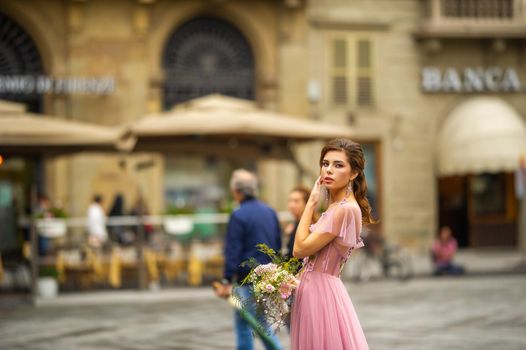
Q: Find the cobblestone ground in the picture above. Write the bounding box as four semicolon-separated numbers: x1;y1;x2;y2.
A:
0;275;525;350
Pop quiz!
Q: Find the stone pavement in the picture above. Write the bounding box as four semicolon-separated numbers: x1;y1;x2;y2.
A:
1;274;525;350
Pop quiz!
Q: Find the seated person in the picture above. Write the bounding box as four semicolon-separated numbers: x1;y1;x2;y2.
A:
431;226;464;276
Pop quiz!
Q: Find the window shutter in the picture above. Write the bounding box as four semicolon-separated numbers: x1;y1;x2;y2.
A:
332;39;348;105
357;39;373;106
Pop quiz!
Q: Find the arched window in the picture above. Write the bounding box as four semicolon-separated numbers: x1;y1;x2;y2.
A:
162;17;255;109
0;12;44;112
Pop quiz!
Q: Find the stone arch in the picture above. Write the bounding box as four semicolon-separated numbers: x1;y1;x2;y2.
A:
0;11;44;111
0;2;66;113
148;2;276;106
0;2;65;77
161;16;255;108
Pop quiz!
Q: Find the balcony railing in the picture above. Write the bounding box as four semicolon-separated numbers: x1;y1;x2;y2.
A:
420;0;526;38
442;0;514;20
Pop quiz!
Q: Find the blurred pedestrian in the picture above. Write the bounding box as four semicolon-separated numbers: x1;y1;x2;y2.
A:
431;226;465;276
291;138;371;350
87;194;108;249
213;169;283;350
129;195;154;242
108;193;132;245
284;186;310;260
36;194;53;256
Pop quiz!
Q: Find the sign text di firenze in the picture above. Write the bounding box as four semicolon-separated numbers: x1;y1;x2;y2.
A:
0;75;115;95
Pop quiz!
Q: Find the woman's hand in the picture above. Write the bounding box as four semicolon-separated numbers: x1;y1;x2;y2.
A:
307;176;324;209
293;175;338;258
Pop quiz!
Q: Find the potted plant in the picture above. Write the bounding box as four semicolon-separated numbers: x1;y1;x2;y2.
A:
36;206;68;238
37;266;59;299
164;206;195;243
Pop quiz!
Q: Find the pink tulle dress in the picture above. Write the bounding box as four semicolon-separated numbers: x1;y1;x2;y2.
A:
291;199;369;350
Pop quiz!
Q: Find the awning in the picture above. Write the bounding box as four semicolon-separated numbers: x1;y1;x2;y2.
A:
437;97;526;176
131;94;354;160
0;100;135;155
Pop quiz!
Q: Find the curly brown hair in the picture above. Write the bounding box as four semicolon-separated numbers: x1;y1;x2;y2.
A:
319;138;377;225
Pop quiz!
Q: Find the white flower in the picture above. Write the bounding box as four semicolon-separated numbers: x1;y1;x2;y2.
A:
264;283;275;292
254;263;278;276
244;258;301;332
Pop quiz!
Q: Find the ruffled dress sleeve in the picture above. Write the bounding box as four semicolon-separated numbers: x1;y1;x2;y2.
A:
312;204;364;250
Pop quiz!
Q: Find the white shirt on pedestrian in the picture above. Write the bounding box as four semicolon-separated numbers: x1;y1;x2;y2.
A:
87;202;107;241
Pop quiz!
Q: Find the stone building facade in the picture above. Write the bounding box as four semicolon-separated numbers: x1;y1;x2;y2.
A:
1;0;525;252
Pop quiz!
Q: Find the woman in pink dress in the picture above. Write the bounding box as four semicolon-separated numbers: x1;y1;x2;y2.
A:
291;138;374;350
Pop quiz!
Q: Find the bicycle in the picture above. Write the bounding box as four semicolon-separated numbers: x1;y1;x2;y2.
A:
348;229;413;282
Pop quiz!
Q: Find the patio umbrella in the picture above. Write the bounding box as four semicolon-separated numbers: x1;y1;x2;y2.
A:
0;100;136;302
0;100;135;156
130;94;353;160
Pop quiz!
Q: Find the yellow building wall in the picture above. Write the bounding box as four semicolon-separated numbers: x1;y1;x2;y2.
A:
0;0;296;217
7;0;526;251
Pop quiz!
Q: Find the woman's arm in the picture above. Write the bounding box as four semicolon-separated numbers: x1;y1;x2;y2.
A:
293;177;336;259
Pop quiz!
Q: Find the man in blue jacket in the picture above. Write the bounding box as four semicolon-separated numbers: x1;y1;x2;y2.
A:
215;169;283;350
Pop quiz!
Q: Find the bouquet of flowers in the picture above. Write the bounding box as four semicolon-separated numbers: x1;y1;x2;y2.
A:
237;244;302;331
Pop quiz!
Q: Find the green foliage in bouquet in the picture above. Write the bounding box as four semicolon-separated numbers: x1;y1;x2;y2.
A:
239;243;302;286
235;243;302;333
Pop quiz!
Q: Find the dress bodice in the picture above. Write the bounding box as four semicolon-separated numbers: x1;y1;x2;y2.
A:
302;200;364;277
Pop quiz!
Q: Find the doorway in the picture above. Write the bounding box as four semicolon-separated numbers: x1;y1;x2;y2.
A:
438;176;469;247
438;173;518;247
